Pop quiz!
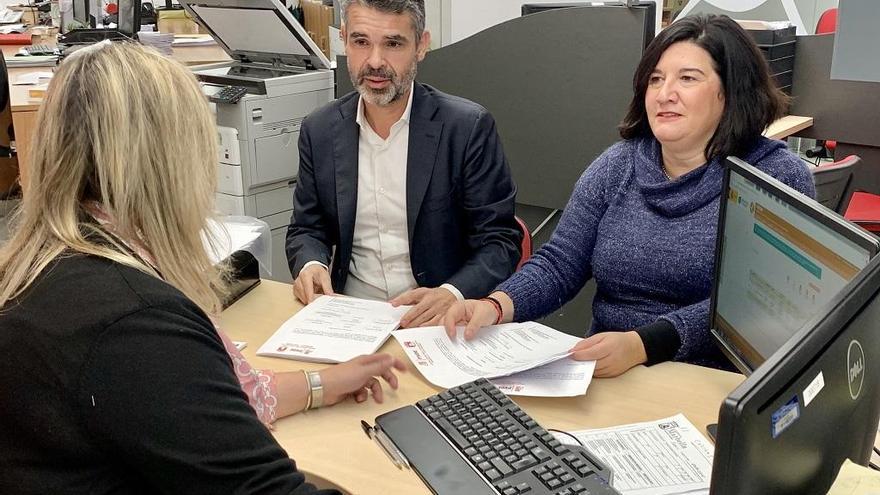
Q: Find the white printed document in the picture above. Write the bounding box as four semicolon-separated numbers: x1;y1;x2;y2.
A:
12;71;53;86
257;295;409;363
392;322;583;390
492;357;595;397
555;414;712;495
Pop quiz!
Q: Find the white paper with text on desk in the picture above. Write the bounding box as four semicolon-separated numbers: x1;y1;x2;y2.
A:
257;295;410;363
392;322;584;390
554;414;712;495
491;357;595;397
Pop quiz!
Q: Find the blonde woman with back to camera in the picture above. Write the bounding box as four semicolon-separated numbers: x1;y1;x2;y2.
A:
0;42;402;494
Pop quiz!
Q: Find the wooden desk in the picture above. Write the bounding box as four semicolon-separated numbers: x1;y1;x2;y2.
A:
3;43;230;176
765;115;814;140
219;280;744;494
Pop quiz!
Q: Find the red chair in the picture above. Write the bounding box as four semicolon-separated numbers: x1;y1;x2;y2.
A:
811;155;860;214
815;7;837;34
514;216;532;271
845;193;880;235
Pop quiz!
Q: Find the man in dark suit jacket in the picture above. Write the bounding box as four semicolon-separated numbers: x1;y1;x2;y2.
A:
286;0;521;328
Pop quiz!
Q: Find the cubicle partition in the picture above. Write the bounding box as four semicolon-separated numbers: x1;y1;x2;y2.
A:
337;5;653;334
790;33;880;195
338;5;651;211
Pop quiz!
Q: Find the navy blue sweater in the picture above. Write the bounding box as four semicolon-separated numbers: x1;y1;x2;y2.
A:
498;136;815;370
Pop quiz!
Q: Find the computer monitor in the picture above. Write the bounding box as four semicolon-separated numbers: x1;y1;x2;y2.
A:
521;2;656;46
72;0;91;26
710;157;879;374
710;236;880;494
116;0;142;37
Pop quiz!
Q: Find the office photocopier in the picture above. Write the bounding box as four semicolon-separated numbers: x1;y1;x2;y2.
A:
179;0;334;282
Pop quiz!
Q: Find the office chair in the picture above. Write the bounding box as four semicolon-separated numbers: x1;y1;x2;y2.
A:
808;155;880;235
811;155;860;214
515;215;532;271
845;192;880;236
805;8;838;161
815;7;838;34
0;51;19;200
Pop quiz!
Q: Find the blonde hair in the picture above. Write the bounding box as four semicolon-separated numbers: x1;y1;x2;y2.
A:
0;42;225;315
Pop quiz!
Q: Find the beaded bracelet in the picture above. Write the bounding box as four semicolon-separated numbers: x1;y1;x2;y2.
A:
480;296;504;325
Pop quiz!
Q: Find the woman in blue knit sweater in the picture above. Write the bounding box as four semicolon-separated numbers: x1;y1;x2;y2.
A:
442;15;815;375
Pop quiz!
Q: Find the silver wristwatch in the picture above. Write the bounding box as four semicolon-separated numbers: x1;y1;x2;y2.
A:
306;370;323;410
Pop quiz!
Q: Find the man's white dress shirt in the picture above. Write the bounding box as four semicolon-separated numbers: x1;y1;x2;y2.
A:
302;84;462;301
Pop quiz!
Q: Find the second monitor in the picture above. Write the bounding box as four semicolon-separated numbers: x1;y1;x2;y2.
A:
710;157;879;373
710;158;880;494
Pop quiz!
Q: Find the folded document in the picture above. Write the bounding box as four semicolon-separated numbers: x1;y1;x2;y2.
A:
392;322;589;394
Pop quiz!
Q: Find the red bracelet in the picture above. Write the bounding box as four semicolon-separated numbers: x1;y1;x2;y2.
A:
480;297;504;325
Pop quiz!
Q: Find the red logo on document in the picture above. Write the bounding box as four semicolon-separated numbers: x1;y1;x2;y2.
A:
277;343;313;355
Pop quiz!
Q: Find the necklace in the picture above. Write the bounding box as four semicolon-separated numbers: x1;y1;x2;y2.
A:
662;166;675;181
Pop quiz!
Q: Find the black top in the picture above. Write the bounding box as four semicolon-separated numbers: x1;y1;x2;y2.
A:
0;253;339;495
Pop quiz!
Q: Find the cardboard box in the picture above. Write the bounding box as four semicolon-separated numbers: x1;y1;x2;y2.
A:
302;0;334;57
157;10;202;34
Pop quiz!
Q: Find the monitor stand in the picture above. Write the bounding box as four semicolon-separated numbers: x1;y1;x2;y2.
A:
706;423;718;442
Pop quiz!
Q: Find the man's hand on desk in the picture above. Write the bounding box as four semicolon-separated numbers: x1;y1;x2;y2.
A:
569;331;647;378
321;354;407;406
293;264;334;304
391;287;457;328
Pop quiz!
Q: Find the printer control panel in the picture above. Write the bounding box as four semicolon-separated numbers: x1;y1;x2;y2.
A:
209;85;249;105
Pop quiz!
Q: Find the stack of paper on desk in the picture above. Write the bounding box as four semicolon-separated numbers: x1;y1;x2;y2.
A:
12;71;52;85
4;55;57;68
393;322;594;396
257;295;410;363
138;32;174;56
171;34;216;46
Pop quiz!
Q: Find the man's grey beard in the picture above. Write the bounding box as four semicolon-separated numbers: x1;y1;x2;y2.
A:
351;59;418;107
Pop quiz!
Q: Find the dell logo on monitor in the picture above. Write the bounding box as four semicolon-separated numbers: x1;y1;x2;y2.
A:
848;340;865;400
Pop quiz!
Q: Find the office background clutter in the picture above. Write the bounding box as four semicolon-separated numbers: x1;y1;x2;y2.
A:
2;0;880;494
197;0;880;336
329;0;880;336
1;0;879;336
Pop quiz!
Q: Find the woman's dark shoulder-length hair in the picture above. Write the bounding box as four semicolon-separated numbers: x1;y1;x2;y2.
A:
619;14;789;161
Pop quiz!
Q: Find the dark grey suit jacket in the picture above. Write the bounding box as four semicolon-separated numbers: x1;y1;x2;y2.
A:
285;83;521;299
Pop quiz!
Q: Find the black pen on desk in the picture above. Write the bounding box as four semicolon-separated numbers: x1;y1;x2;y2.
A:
375;426;410;469
360;420;404;469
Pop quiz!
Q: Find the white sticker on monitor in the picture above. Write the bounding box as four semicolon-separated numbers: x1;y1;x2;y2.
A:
803;371;825;407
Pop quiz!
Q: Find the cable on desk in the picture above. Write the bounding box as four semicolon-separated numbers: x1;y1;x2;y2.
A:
548;428;584;448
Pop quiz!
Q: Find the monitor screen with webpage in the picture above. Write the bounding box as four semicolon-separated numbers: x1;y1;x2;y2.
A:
710;157;878;373
711;230;880;495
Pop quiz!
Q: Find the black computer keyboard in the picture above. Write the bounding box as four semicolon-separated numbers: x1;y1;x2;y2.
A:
24;44;59;56
374;378;621;495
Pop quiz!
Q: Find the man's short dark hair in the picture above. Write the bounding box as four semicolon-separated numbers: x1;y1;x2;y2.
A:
342;0;426;39
619;14;789;161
